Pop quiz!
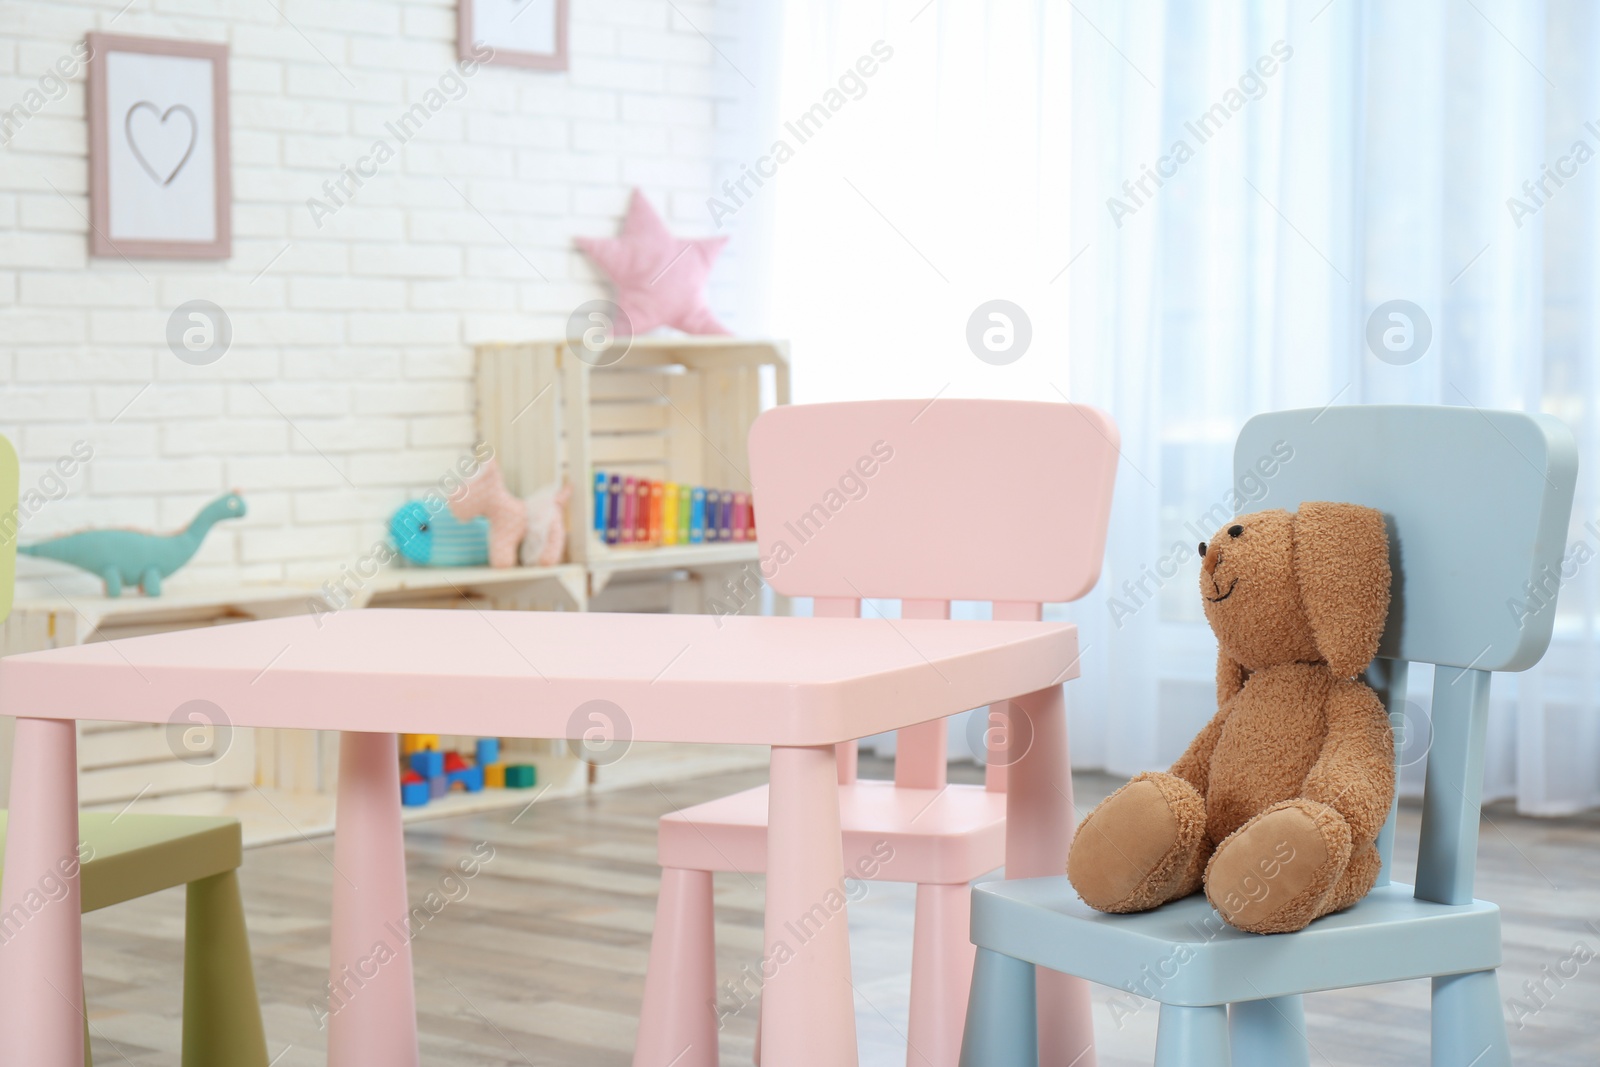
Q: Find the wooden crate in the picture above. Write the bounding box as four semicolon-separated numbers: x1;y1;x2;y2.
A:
475;337;790;603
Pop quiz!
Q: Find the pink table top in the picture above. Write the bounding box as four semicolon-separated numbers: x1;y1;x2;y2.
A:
0;609;1078;747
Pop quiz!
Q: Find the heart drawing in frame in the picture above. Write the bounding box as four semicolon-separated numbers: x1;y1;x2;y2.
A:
124;101;198;186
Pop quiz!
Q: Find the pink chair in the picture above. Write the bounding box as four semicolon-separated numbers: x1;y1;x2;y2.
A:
633;399;1120;1067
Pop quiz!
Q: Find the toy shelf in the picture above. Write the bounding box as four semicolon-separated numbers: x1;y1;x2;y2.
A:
355;563;587;611
475;336;788;609
585;540;760;570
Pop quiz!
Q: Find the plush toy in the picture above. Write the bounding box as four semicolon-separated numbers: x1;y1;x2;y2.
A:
1067;503;1394;934
519;481;571;566
389;499;489;567
449;458;527;568
575;188;731;335
18;492;246;597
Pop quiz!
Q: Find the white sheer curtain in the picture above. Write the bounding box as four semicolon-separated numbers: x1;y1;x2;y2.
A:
1066;0;1600;815
749;1;1600;814
748;0;1072;404
742;0;1093;763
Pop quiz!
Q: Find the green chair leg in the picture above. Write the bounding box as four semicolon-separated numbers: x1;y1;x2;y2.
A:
183;870;269;1067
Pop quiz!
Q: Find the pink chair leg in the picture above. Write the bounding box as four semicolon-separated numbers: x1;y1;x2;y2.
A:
760;744;858;1067
635;866;719;1067
328;731;418;1067
0;717;84;1066
906;881;975;1067
1006;687;1096;1067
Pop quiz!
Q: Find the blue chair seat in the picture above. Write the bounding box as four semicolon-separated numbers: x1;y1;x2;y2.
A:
970;877;1500;1006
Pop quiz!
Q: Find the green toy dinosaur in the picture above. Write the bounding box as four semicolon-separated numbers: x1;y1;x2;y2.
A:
19;492;246;597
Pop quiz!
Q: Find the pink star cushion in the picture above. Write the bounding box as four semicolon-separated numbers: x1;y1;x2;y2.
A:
575;189;731;335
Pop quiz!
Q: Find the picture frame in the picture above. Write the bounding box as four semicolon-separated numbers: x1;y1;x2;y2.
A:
86;32;231;260
459;0;569;72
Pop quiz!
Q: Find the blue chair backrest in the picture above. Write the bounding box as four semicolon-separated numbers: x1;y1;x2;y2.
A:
1236;406;1577;904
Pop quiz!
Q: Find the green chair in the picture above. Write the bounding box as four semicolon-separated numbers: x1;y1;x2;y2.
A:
0;436;269;1067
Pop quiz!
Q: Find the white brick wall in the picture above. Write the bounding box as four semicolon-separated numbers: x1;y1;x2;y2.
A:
0;0;755;595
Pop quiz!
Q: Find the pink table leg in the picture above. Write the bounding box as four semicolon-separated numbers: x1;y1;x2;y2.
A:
633;867;717;1067
328;731;418;1067
0;717;84;1066
759;744;858;1067
1005;686;1097;1067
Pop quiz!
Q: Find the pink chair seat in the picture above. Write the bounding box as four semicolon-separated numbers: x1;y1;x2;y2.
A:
661;779;1008;885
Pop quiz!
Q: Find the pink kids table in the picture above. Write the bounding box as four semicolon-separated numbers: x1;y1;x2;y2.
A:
0;607;1081;1067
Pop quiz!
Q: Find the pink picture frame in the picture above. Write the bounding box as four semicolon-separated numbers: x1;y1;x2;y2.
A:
86;32;231;260
459;0;569;71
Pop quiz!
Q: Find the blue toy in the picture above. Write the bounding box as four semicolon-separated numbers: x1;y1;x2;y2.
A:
401;778;431;807
389;499;489;567
448;765;484;792
475;738;500;766
19;492;246;597
410;750;444;779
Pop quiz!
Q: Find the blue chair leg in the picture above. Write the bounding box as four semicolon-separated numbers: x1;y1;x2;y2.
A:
959;948;1038;1067
1433;970;1511;1067
1229;995;1310;1067
1156;1004;1230;1067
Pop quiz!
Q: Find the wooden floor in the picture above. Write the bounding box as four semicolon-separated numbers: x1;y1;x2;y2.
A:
81;759;1600;1066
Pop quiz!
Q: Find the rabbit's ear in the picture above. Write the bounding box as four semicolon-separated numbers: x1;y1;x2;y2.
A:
1293;502;1392;678
1217;651;1249;707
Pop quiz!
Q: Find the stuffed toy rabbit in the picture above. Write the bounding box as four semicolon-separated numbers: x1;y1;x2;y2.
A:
520;481;571;567
1068;502;1394;934
450;458;527;568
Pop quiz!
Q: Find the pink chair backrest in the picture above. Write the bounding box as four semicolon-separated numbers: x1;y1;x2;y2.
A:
748;399;1120;788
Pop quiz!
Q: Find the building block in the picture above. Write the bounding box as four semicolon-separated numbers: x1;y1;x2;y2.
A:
428;774;448;799
401;773;430;807
448;766;484;793
484;763;505;789
401;734;440;755
443;751;469;774
505;764;536;789
410;750;444;778
475;738;500;766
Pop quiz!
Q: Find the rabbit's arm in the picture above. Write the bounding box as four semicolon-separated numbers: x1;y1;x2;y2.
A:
1301;679;1395;844
1168;703;1232;795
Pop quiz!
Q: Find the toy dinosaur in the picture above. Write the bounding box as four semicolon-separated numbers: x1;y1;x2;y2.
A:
19;492;246;597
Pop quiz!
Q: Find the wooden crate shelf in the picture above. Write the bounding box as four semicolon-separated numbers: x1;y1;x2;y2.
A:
475;337;789;607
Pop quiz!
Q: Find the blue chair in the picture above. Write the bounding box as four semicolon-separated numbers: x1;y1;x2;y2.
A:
959;404;1578;1067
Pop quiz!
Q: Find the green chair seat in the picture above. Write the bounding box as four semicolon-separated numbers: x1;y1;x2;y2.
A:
0;812;242;913
0;811;267;1067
